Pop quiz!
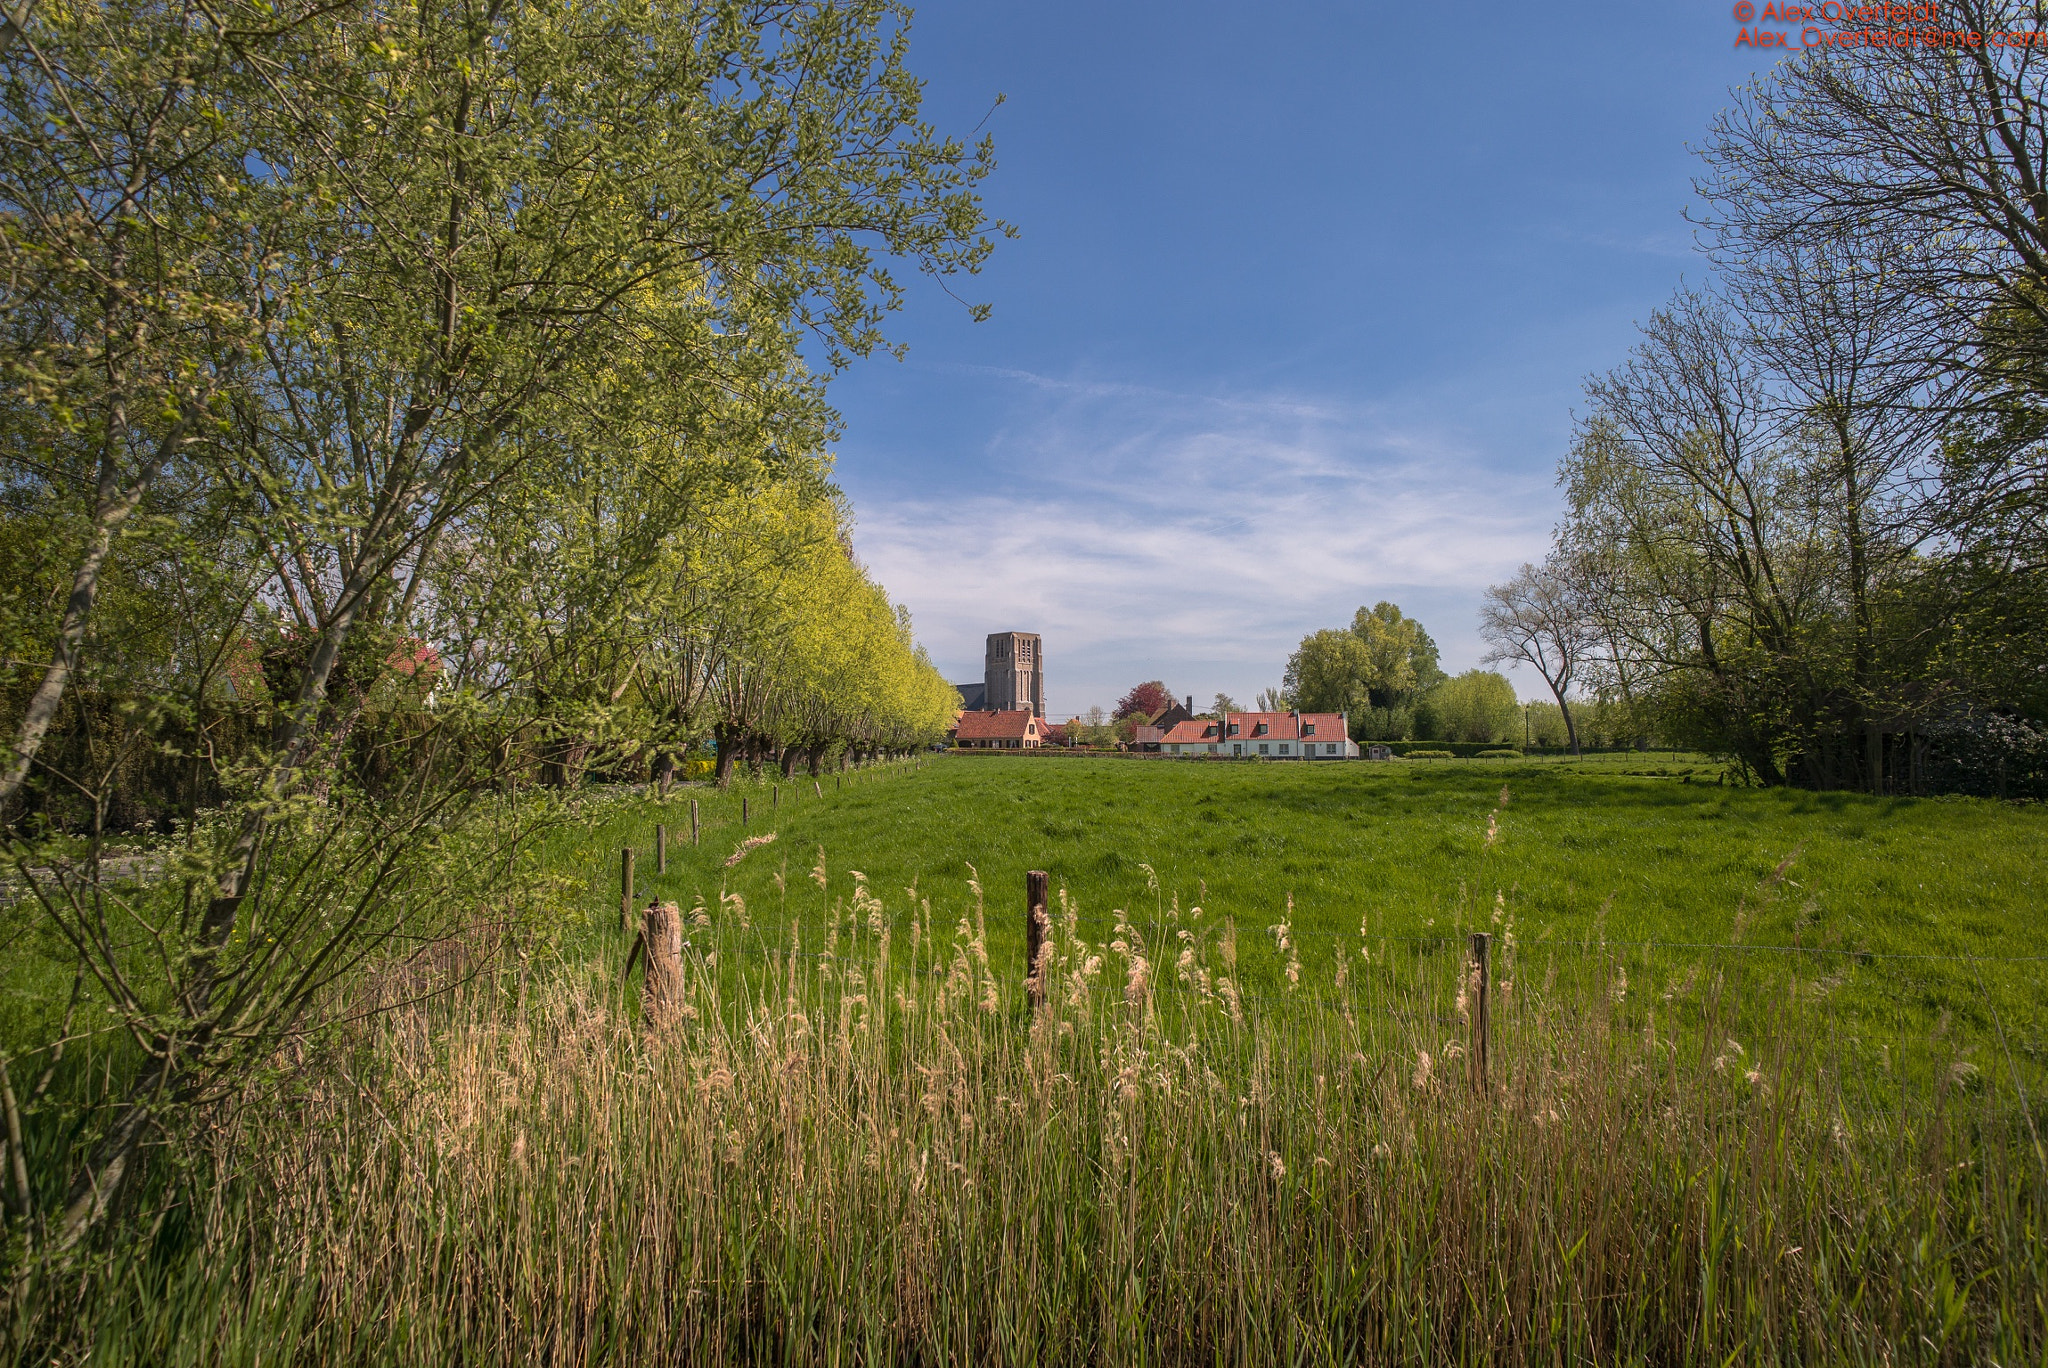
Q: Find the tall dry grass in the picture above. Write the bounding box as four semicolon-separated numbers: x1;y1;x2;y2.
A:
35;867;2048;1366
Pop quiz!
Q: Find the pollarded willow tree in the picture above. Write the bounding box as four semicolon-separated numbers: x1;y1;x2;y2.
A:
0;0;1005;1258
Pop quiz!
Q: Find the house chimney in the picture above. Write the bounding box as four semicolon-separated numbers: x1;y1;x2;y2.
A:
1186;695;1193;713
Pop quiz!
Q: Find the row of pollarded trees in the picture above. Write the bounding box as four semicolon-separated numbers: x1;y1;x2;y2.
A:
1481;4;2048;791
638;488;962;785
479;471;959;790
0;0;997;1257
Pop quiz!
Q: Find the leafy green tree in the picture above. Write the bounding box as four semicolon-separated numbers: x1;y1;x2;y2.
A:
1423;670;1520;744
1279;602;1442;740
1282;630;1373;717
0;0;1007;1257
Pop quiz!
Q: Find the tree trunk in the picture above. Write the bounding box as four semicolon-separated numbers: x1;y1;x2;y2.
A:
714;724;740;787
0;422;185;812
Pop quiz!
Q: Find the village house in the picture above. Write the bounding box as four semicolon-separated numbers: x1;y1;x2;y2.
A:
1158;718;1226;755
952;709;1044;750
1160;711;1359;759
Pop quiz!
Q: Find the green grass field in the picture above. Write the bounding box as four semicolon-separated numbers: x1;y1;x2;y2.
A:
11;755;2047;1365
554;754;2048;1070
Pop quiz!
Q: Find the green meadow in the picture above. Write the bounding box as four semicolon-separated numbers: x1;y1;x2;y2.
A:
559;753;2048;1066
10;754;2048;1365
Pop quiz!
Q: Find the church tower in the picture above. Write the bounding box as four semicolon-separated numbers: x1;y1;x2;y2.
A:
984;632;1044;716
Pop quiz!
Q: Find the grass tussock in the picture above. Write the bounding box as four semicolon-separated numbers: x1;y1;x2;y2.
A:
28;875;2047;1367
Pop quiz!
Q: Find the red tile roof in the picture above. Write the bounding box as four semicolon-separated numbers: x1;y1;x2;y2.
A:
1160;719;1223;744
1223;712;1347;743
953;709;1040;741
1297;713;1346;740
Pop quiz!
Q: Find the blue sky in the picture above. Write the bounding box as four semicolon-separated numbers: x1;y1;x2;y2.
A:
831;3;1784;718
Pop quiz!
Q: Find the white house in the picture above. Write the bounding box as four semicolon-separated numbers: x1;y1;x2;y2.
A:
1159;712;1358;759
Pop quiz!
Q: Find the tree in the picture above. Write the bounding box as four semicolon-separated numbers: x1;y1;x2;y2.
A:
0;0;1006;1256
1695;0;2048;387
1427;670;1520;744
1209;693;1241;716
1255;686;1289;713
0;0;274;808
1349;603;1444;739
1479;559;1596;755
1114;680;1175;720
1282;630;1373;717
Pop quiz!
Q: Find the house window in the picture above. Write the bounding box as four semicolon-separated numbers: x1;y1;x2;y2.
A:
1258;743;1269;755
1228;723;1240;736
1254;723;1268;736
1303;723;1316;736
1279;744;1290;755
1326;743;1338;754
1232;743;1242;755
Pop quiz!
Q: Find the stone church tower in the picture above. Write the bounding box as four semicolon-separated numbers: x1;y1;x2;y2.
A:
984;632;1044;716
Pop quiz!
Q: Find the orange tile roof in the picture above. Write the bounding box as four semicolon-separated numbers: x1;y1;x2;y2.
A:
1223;712;1347;743
1160;719;1223;744
953;709;1039;741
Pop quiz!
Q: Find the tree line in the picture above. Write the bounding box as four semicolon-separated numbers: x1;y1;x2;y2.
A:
0;0;994;1258
1501;2;2048;793
1303;10;2048;789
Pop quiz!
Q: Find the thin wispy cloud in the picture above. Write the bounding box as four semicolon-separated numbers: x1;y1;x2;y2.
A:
842;370;1559;716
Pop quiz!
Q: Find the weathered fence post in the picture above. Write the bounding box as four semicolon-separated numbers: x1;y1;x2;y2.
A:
655;824;667;875
620;848;636;933
742;796;749;827
690;798;700;847
773;784;779;811
639;901;685;1025
814;780;823;799
1025;870;1050;1012
1469;931;1491;1094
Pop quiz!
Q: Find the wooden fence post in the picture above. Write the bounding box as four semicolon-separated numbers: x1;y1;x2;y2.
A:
655;824;667;875
742;796;749;827
814;780;823;798
1025;870;1050;1012
773;784;779;811
690;798;700;848
1469;931;1491;1094
639;901;684;1026
620;848;635;933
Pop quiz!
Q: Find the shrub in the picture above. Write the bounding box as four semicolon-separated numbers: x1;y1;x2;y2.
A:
1403;749;1455;759
1476;748;1523;759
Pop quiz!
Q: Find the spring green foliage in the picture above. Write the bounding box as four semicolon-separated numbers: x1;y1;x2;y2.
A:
1282;602;1449;742
1417;669;1520;744
0;0;997;1260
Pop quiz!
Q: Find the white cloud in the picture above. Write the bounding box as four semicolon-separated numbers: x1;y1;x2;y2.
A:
842;369;1561;716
